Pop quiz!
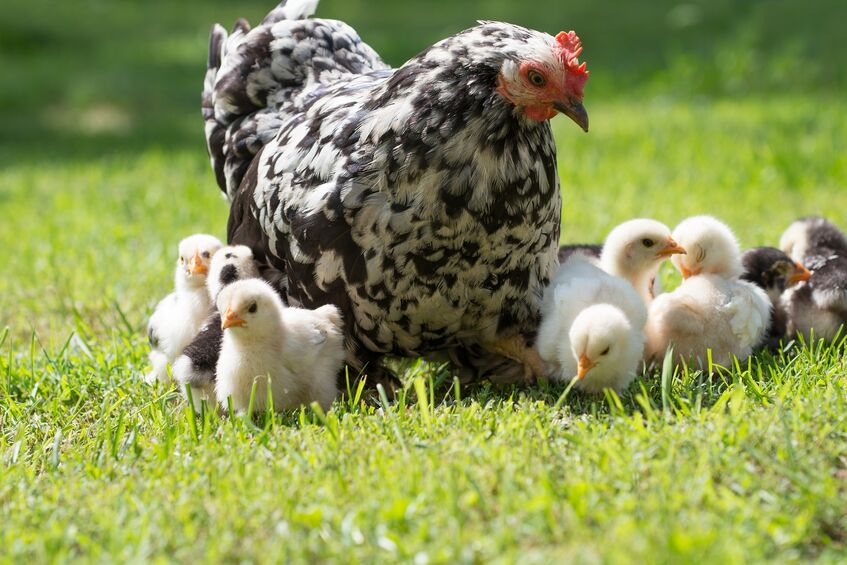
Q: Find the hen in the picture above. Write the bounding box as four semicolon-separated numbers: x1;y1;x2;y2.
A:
203;0;590;386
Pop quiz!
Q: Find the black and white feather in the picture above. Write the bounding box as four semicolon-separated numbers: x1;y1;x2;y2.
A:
202;1;591;386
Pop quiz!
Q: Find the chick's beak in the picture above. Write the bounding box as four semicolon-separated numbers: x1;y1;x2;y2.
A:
577;354;596;380
553;99;589;133
221;306;246;330
679;264;699;280
788;262;812;285
657;238;687;258
188;250;208;276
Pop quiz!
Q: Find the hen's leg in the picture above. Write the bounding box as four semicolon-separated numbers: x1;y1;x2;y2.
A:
446;342;543;386
337;349;402;401
483;336;546;384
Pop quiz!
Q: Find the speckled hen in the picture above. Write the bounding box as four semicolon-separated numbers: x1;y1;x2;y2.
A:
203;0;590;386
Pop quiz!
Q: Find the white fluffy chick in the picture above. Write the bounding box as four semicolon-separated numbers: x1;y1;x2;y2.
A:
215;279;345;414
598;219;687;303
646;216;771;368
173;244;262;410
536;255;648;394
146;234;223;384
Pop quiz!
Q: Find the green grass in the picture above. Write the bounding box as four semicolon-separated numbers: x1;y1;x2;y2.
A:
2;0;847;562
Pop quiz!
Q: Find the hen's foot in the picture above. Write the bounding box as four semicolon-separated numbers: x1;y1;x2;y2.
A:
484;336;546;385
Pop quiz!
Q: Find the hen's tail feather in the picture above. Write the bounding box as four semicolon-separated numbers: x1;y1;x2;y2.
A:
202;1;387;198
261;0;320;25
203;24;229;192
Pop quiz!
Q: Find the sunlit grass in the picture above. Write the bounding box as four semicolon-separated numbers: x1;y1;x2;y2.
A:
1;94;846;561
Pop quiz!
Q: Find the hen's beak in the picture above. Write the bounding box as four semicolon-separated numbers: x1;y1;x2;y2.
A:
657;238;687;258
577;354;596;380
188;249;208;276
221;306;246;330
553;99;589;133
788;262;812;285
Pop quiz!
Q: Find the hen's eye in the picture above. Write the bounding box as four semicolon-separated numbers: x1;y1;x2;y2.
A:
179;257;185;263
527;70;546;87
248;302;258;314
202;251;211;259
601;347;610;356
642;239;655;248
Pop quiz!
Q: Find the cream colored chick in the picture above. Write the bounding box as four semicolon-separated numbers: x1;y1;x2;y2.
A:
172;245;261;411
215;279;345;414
598;219;687;303
536;255;648;394
146;234;223;384
646;216;771;368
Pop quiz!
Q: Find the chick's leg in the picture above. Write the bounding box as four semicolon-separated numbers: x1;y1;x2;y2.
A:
484;335;546;385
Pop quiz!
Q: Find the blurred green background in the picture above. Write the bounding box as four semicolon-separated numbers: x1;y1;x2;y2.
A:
1;0;844;163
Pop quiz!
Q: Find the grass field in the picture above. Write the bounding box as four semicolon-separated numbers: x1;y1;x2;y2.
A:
2;0;847;562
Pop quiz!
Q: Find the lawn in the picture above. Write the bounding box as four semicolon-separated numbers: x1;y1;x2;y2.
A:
1;0;846;562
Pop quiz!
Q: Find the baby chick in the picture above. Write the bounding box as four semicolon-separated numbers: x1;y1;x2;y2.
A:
559;220;686;303
557;243;602;264
206;245;261;301
146;234;222;384
215;279;345;414
780;216;847;262
646;216;770;368
536;254;647;394
598;219;686;303
172;245;261;411
741;247;811;345
779;217;847;341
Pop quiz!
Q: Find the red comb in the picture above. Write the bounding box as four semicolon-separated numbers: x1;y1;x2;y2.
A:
555;30;589;97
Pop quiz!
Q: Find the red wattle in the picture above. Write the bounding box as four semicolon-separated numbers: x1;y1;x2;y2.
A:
524;105;557;122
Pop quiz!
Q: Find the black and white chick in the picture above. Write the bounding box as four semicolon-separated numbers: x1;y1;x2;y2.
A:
779;216;847;261
146;234;223;384
557;243;602;264
646;216;771;368
581;219;687;304
740;247;811;345
536;254;647;394
779;217;847;341
215;279;345;414
172;245;261;411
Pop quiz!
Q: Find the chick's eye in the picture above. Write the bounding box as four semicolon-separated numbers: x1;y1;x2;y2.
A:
527;70;546;87
642;239;655;248
202;252;211;259
248;302;258;313
179;257;185;263
601;347;610;356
